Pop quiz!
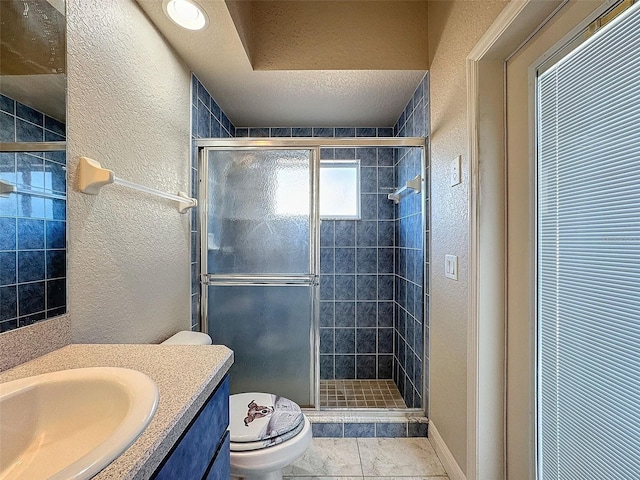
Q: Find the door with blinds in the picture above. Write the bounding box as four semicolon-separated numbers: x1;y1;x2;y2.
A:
535;3;640;478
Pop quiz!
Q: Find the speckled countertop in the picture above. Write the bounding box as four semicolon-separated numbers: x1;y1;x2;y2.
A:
0;344;233;480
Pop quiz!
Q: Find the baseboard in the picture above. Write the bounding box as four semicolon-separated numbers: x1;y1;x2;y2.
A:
428;421;466;480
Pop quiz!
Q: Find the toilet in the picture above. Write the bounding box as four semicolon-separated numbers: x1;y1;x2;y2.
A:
162;331;312;480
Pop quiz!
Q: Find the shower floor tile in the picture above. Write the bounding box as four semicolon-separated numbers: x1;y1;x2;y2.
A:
319;380;407;408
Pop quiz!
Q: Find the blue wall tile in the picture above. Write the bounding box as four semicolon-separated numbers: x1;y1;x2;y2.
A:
16;104;43;126
0;286;17;321
335;355;355;379
45;220;65;249
0;95;15;114
17;219;44;249
292;127;312;137
320;301;334;327
356;329;376;354
320;248;334;274
318;147;334;161
335;328;355;354
344;423;375;437
0;112;15;142
18;281;45;316
376;423;408;437
335;275;355;300
16;119;43;142
335;302;355;327
356;275;377;300
320;354;334;379
312;423;343;437
356;127;376;137
0;218;16;250
378;355;393;378
320;328;334;354
46;279;66;310
44;130;65;143
271;127;292;137
248;127;269;137
334;221;355;246
0;252;16;285
335;248;355;274
408;422;428;437
356;248;377;274
356;301;376;327
46;250;65;279
335;127;355;138
312;127;334;137
45;117;65;136
356;354;376;378
17;250;45;283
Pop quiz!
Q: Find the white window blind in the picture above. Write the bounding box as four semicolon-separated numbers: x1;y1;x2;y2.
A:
537;3;640;479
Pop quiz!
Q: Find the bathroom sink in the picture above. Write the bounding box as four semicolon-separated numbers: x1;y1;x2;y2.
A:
0;367;159;480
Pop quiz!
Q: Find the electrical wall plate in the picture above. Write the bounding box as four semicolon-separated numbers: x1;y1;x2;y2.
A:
445;254;458;280
450;155;461;186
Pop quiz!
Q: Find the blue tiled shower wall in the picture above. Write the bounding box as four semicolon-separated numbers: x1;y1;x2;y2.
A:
190;75;236;329
318;145;396;381
393;73;429;410
236;125;400;382
0;94;67;333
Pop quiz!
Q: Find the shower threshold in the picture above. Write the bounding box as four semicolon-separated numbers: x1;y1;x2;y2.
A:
319;379;407;409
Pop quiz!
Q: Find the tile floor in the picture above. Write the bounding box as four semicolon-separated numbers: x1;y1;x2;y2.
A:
319;380;407;408
282;438;449;479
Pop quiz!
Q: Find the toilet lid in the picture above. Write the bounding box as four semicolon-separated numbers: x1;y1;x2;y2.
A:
229;392;304;446
230;417;306;452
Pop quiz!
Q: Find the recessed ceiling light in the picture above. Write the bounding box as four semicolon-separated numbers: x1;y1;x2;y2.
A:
163;0;208;31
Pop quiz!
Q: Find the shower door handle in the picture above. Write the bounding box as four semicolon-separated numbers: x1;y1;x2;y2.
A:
201;274;316;286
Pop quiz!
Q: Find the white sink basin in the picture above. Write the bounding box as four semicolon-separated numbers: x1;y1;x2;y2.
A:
0;367;159;480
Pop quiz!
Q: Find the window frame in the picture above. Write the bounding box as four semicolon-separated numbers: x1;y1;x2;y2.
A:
319;159;361;220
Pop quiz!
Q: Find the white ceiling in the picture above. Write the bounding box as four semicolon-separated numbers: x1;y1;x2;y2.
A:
135;1;426;128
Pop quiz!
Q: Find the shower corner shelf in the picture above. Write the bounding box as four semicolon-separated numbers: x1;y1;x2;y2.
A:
77;156;197;213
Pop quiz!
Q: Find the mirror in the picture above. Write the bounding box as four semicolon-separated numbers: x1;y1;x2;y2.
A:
0;0;67;333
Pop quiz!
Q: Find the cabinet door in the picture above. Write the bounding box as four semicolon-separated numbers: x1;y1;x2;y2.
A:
153;376;229;480
204;432;230;480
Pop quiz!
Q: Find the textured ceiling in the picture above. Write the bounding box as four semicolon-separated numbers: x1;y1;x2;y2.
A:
135;0;427;127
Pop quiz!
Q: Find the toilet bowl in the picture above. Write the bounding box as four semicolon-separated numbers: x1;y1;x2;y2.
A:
162;331;312;480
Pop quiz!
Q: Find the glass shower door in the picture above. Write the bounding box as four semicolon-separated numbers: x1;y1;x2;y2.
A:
201;148;317;407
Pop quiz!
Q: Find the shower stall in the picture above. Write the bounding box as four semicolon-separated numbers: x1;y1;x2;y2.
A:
197;137;427;413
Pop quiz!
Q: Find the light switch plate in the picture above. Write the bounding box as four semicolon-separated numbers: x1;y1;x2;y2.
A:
451;155;461;186
445;254;458;280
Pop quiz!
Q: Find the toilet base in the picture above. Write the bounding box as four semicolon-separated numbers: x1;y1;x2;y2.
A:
231;471;283;480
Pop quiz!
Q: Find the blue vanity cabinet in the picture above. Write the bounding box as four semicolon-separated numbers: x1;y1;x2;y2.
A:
153;375;230;480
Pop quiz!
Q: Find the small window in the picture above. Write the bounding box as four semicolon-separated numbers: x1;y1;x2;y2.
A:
319;160;360;219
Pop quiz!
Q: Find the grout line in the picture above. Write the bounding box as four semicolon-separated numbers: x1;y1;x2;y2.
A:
355;437;365;477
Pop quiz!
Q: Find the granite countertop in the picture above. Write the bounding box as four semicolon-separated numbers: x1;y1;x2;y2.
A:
0;344;234;480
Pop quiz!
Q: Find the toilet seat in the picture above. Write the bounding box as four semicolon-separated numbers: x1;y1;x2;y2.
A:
229;392;305;452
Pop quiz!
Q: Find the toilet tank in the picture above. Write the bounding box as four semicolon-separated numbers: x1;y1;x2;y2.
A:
162;331;212;345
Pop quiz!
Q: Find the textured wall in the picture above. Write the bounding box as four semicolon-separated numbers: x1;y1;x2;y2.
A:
427;0;508;472
66;0;192;343
228;1;429;70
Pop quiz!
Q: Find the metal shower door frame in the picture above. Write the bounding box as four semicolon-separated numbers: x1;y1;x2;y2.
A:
198;142;321;407
196;136;427;412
